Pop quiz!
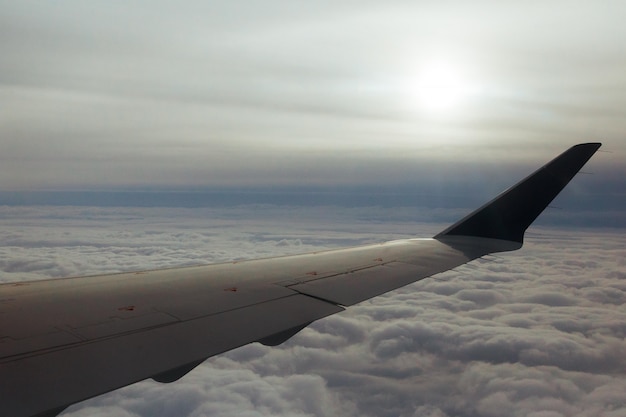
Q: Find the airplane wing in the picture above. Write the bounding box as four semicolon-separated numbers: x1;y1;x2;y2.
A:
0;143;601;417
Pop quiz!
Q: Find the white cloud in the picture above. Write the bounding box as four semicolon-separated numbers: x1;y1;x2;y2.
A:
1;205;624;416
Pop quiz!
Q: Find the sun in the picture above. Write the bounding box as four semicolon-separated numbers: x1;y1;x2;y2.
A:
411;61;469;114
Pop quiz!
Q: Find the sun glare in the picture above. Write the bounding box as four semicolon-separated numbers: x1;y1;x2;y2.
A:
411;61;470;114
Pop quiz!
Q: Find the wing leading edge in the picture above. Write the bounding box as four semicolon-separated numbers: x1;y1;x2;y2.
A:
0;143;601;417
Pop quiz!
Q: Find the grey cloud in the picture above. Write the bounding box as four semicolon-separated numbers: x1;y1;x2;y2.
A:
520;292;578;307
1;1;625;197
63;407;140;417
455;288;506;306
1;204;624;416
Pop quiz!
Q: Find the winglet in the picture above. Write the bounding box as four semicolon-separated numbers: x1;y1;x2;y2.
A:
434;143;602;245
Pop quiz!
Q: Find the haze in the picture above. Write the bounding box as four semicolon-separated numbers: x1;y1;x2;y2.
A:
1;1;624;194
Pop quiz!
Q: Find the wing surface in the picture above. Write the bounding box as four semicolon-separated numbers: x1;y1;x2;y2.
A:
0;143;601;417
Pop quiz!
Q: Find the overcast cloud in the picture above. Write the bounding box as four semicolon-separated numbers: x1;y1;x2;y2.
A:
0;206;624;417
1;0;625;193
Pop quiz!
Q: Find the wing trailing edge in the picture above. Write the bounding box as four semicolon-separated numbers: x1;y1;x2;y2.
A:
435;143;601;245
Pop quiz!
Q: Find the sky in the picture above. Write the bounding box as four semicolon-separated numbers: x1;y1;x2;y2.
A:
1;1;625;416
0;206;624;417
1;1;625;196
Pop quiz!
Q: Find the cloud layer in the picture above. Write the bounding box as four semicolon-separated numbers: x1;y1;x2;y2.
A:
1;205;624;416
1;1;625;191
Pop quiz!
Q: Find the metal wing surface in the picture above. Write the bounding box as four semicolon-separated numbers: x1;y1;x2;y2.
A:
0;143;601;417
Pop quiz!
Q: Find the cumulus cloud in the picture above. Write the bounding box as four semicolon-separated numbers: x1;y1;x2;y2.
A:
1;206;624;416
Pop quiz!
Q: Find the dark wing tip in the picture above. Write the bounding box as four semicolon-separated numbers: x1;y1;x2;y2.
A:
434;142;602;244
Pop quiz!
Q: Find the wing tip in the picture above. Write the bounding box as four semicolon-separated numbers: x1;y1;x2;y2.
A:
434;142;602;246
